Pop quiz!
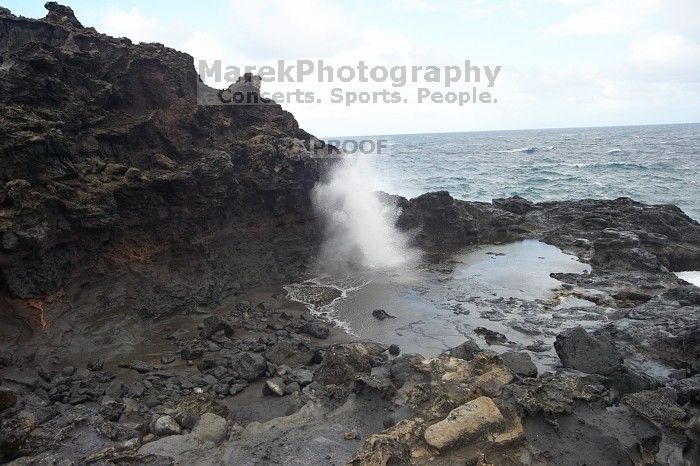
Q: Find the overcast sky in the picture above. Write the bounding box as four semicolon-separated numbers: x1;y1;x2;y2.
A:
6;0;700;136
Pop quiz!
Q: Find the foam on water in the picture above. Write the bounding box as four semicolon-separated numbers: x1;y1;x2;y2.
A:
283;275;371;334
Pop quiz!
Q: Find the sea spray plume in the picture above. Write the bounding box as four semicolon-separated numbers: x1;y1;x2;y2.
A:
312;157;419;272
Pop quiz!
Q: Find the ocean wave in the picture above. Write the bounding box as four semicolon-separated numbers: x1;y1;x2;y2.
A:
603;162;649;170
495;147;538;154
606;149;625;155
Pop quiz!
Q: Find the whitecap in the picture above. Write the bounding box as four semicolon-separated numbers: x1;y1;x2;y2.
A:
496;147;537;154
606;149;625;155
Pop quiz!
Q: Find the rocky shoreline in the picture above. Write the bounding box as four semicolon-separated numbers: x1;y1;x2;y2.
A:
1;4;700;465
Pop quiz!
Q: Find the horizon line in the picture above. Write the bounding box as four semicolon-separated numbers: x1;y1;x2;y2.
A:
322;120;700;140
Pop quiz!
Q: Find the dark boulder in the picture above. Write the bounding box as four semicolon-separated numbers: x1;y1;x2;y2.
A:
315;342;387;386
475;327;509;345
299;322;330;339
172;393;229;430
180;340;209;361
372;309;395;320
264;340;316;367
554;327;623;375
501;351;538;378
200;315;234;340
444;338;481;360
99;399;126;422
230;352;266;382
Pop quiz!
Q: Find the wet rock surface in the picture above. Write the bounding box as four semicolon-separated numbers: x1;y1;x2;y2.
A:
554;326;623;375
1;4;699;466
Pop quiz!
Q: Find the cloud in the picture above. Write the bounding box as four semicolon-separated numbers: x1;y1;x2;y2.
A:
98;7;164;44
542;0;659;37
97;7;225;67
91;1;700;134
227;0;357;59
628;33;700;82
180;31;225;65
390;0;438;12
391;0;517;18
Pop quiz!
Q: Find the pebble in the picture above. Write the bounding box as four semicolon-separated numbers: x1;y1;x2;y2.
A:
151;415;181;436
263;378;286;396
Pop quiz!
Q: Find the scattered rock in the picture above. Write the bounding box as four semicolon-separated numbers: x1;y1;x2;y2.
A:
372;309;395;320
229;383;247;396
192;412;228;445
350;419;423;465
264;340;315;367
263;377;286;396
475;327;509;345
0;351;16;368
180;340;208;360
300;322;330;339
315;342;387;386
105;380;126;399
445;338;481;360
668;369;687;380
284;382;301;394
501;373;605;415
382;416;396;429
151;415;181;436
172;394;229;430
230;352;266;382
100;399;126;422
388;344;401;356
200;315;234;340
501;351;537;378
554;326;623;375
87;358;104;371
623;389;688;429
424;396;506;450
126;360;152;373
522;403;661;465
390;354;426;388
289;368;314;386
161;354;176;365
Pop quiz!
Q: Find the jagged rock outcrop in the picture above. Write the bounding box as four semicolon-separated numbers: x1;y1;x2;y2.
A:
0;3;337;305
394;193;700;275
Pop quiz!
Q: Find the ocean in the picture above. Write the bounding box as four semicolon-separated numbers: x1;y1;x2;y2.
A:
286;123;699;369
346;123;700;220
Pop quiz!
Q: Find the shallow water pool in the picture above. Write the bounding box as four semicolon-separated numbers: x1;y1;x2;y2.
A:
287;240;602;371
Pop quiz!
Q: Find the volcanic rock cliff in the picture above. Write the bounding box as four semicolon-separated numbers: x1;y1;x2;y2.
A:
0;3;336;310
